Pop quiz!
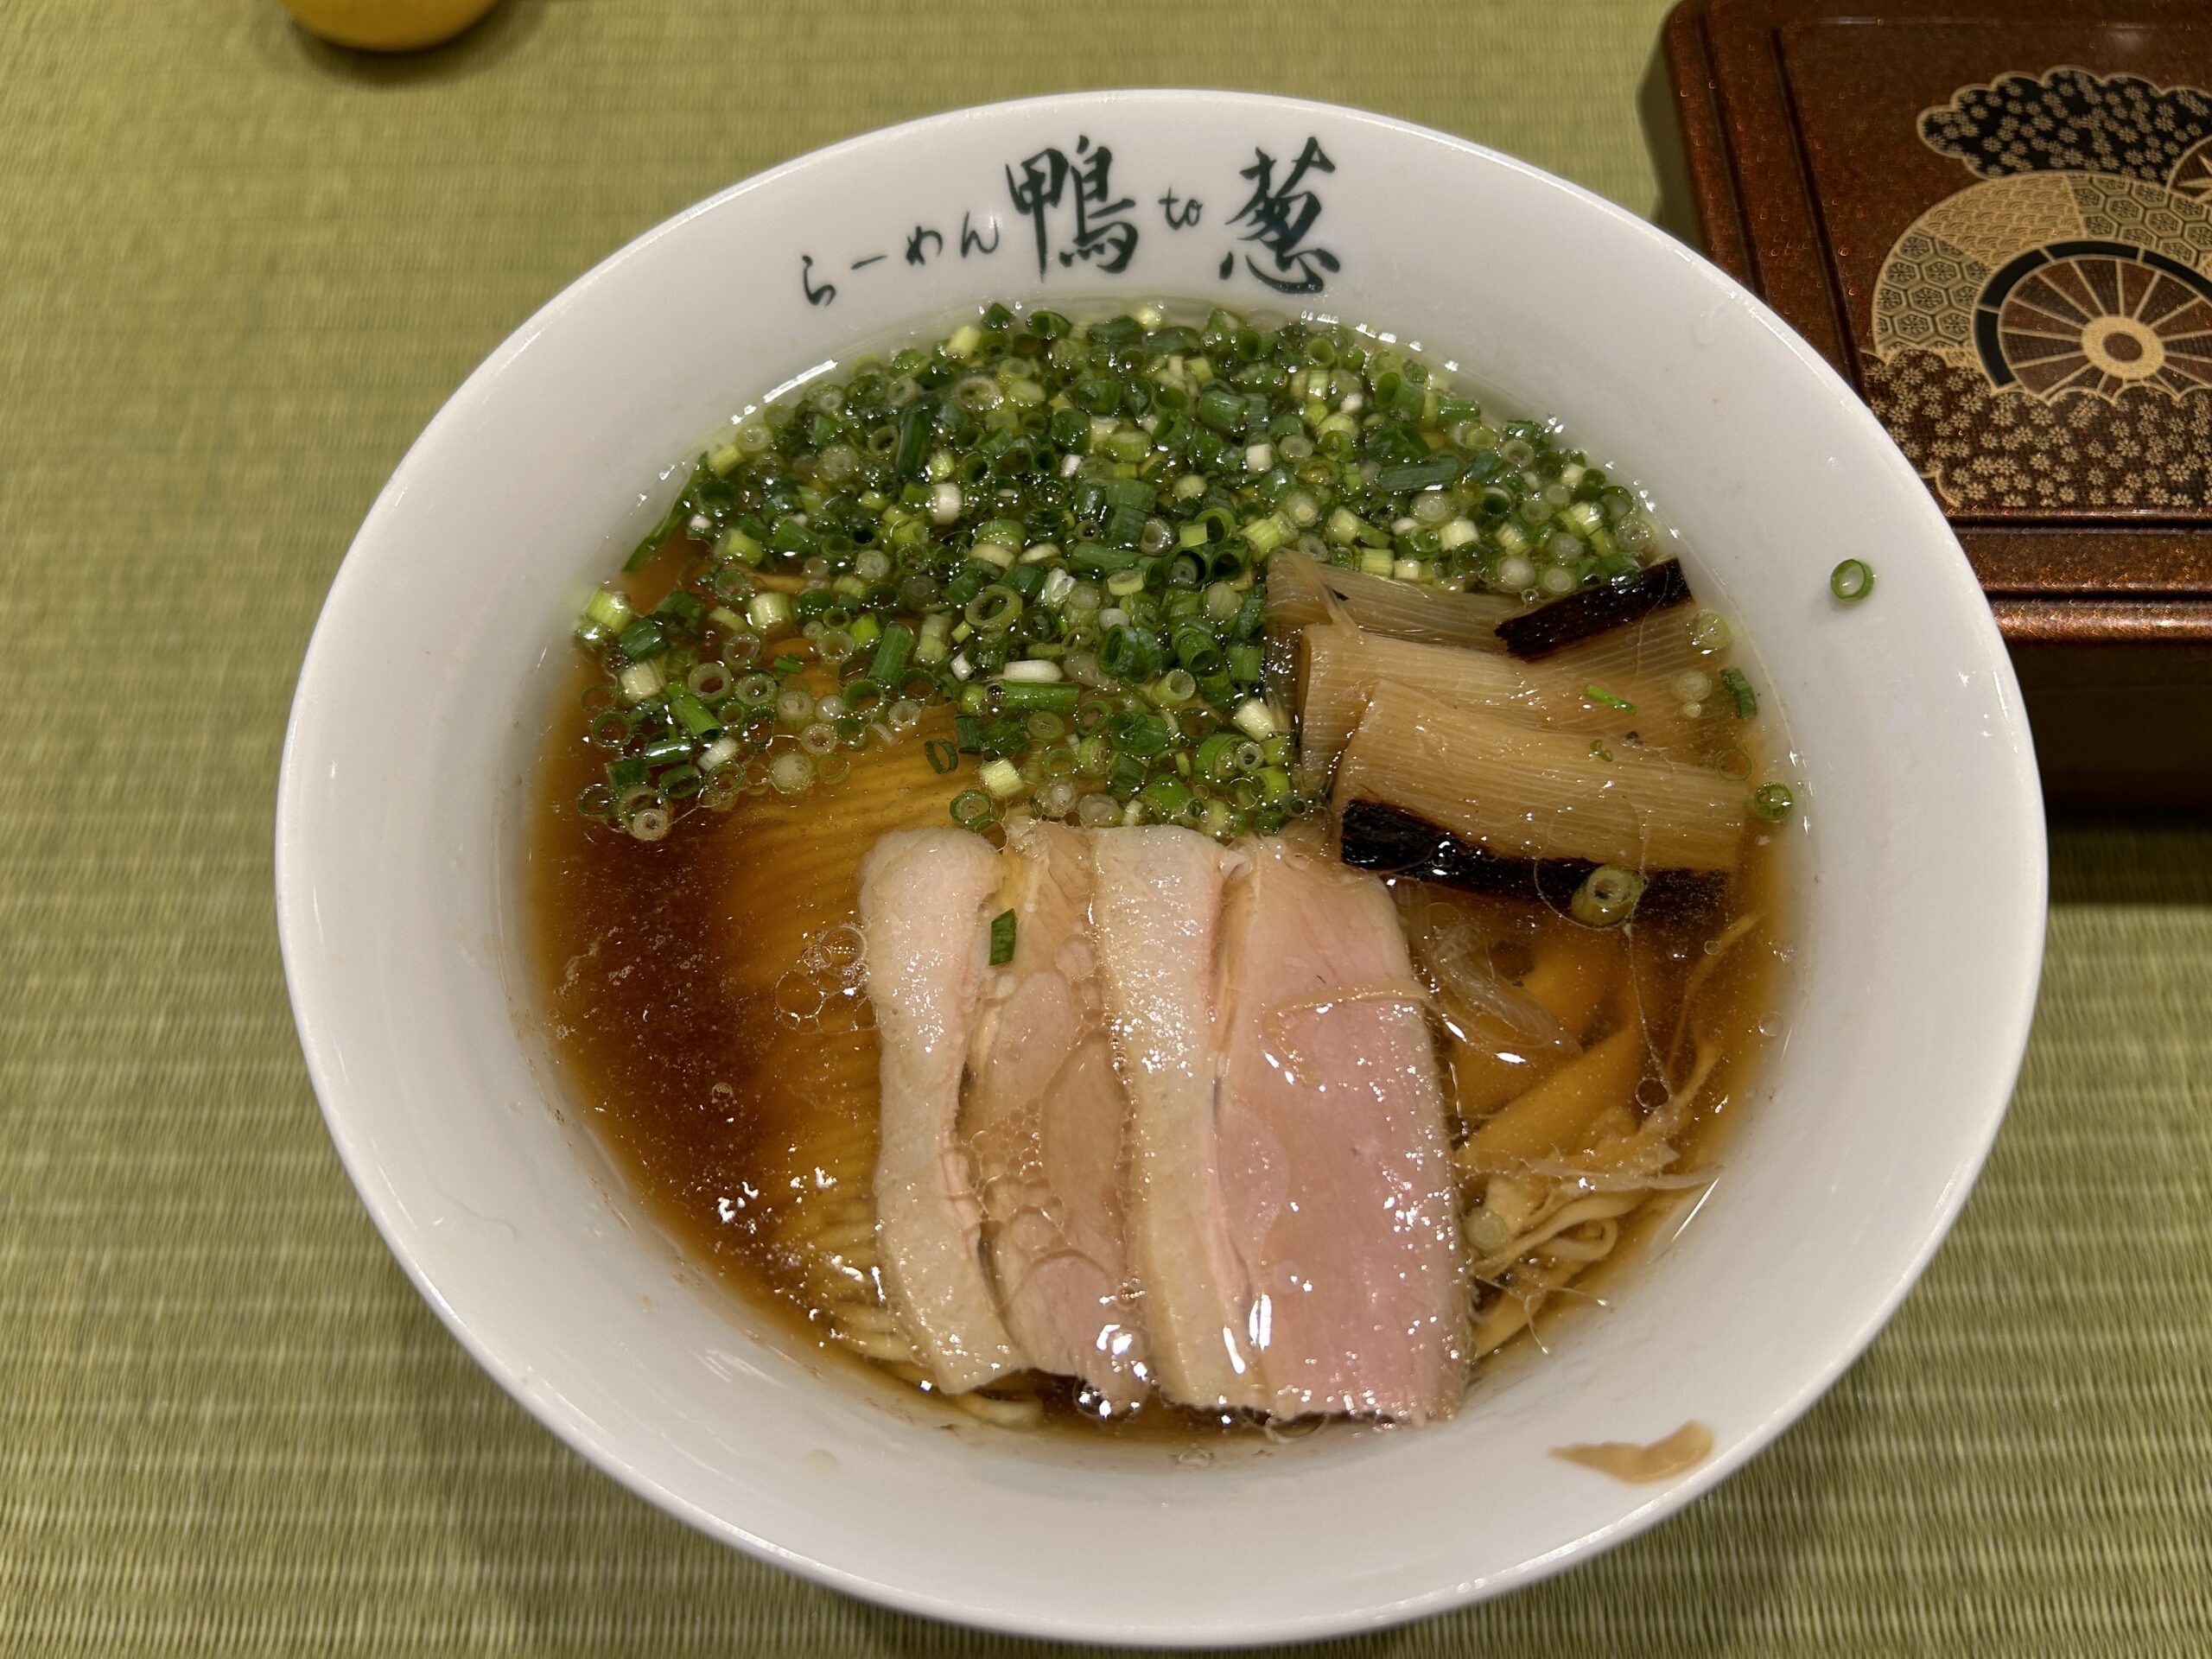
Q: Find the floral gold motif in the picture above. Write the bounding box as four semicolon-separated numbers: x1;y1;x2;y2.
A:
1866;67;2212;513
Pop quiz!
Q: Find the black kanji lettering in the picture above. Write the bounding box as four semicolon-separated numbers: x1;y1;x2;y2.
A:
1226;137;1340;295
1006;136;1138;277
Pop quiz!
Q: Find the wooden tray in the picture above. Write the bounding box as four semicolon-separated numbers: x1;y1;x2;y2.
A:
1663;0;2212;804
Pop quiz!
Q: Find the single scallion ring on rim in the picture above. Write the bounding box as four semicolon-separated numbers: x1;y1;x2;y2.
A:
1829;559;1874;602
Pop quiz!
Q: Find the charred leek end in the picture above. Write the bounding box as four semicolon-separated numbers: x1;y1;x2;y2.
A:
1332;680;1746;874
1493;559;1693;661
1570;865;1647;929
1338;800;1726;921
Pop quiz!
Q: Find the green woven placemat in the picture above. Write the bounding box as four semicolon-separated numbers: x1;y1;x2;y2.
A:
3;2;2208;1652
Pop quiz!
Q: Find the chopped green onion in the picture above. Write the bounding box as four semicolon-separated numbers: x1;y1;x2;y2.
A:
1719;666;1758;718
916;612;953;664
1098;625;1164;683
768;751;814;795
686;661;734;701
1148;669;1198;707
636;732;690;769
1583;683;1636;713
1195;732;1243;783
1242;516;1287;554
1373;454;1462;493
668;686;721;738
563;305;1722;843
950;787;995;829
1231;696;1278;741
1690;610;1732;652
1571;865;1646;928
1107;709;1173;756
654;590;706;629
1139;775;1194;819
588;709;635;750
996;679;1080;715
894;400;933;478
582;588;633;633
869;620;914;688
1197;385;1245;432
618;658;666;703
616;618;669;661
1829;559;1875;602
988;908;1017;965
978;757;1027;799
964;584;1022;632
1751;782;1795;823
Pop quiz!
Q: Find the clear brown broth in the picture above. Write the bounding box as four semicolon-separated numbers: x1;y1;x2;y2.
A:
527;554;1789;1437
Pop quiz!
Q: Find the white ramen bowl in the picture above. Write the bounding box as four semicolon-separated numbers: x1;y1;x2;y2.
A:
276;91;2046;1645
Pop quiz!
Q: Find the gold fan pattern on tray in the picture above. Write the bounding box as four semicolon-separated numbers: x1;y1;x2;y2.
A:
1993;252;2212;398
1871;171;2212;404
1866;92;2212;517
2166;134;2212;201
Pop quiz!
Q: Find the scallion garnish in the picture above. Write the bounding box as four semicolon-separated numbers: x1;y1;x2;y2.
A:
868;620;914;689
1751;782;1795;823
1689;610;1732;653
1719;666;1758;718
996;679;1081;715
1829;559;1875;602
977;757;1026;799
581;588;633;635
564;303;1682;842
988;908;1017;966
1571;864;1646;928
1583;683;1636;713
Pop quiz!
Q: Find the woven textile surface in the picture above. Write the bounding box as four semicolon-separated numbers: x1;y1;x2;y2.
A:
2;2;2207;1652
